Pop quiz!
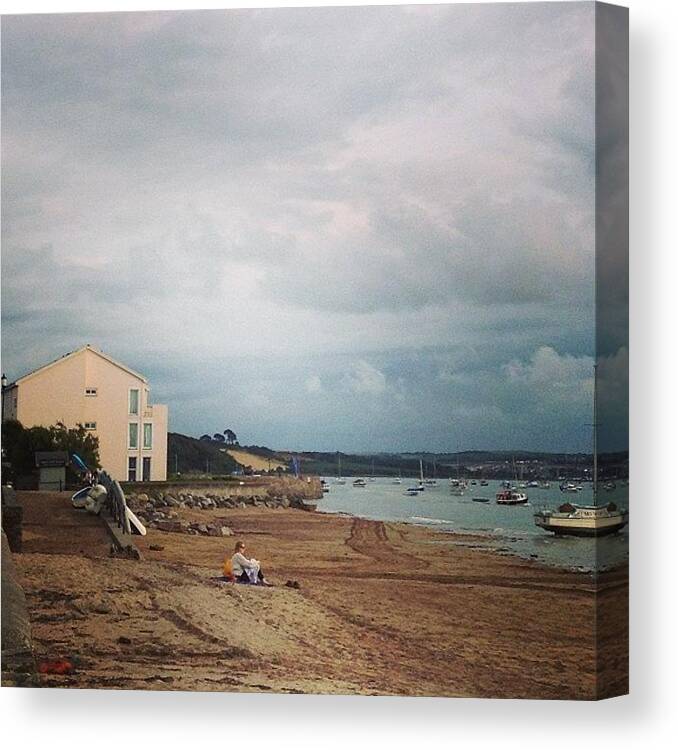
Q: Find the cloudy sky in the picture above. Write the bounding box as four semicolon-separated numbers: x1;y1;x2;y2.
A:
2;3;606;452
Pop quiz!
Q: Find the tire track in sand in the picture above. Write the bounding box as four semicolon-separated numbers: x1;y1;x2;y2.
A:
345;518;421;567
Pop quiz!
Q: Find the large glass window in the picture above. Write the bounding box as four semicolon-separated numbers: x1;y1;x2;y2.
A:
143;423;153;449
129;389;139;415
128;457;137;482
129;423;139;449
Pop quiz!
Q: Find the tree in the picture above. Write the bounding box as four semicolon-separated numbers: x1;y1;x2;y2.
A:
212;433;225;443
1;419;100;482
199;434;212;442
223;429;237;445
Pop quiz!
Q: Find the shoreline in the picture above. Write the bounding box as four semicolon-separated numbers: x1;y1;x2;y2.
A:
316;506;629;576
10;491;628;698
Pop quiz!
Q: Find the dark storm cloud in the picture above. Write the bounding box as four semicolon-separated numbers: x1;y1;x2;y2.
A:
1;4;599;450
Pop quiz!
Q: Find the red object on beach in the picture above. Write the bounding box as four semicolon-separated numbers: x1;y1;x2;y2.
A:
38;659;74;675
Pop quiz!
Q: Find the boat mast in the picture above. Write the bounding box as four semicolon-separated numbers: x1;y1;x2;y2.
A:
593;362;598;499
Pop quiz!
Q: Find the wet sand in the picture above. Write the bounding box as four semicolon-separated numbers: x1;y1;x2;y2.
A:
12;492;628;698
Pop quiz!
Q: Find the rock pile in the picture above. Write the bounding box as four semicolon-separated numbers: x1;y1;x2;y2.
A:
124;489;301;535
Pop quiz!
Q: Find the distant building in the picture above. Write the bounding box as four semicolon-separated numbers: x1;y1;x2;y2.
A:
2;345;168;481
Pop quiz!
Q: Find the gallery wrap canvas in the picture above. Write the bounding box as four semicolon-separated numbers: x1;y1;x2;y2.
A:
0;2;628;700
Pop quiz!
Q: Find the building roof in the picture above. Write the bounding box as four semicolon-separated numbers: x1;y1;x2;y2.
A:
10;345;148;387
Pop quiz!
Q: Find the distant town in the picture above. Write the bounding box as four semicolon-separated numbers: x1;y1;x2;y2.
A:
167;433;630;483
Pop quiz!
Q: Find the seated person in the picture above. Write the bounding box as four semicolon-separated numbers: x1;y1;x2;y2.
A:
230;540;271;586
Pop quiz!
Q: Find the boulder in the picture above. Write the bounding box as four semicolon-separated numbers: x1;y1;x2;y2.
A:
157;519;184;533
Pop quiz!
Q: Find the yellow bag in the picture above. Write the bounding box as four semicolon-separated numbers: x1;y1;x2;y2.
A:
223;557;235;581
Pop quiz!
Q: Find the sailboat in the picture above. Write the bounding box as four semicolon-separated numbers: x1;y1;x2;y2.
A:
423;457;437;485
407;459;425;493
368;459;377;482
392;468;403;485
534;364;628;536
334;454;346;485
449;454;464;496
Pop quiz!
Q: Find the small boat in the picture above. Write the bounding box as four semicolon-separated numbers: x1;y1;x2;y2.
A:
449;454;464;495
352;478;367;487
539;481;551;489
604;481;617;491
470;480;477;485
527;481;540;488
496;490;528;505
534;502;627;536
392;470;403;485
472;497;490;503
480;479;489;486
405;488;420;496
321;479;330;493
559;482;580;493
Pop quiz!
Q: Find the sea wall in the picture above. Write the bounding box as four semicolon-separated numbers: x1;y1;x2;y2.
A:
122;475;322;502
122;476;322;536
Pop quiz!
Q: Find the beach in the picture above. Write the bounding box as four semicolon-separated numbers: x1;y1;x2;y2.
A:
11;491;628;699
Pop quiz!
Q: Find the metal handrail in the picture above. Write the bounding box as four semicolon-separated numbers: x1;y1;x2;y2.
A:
97;470;131;535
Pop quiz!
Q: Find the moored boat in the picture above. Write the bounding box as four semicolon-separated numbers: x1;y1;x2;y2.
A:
535;363;628;537
496;490;528;505
534;502;627;537
352;478;367;487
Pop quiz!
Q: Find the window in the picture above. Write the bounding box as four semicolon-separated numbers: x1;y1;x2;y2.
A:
129;389;139;415
128;457;137;482
84;421;97;430
85;388;98;397
142;457;151;482
128;423;139;449
143;423;153;449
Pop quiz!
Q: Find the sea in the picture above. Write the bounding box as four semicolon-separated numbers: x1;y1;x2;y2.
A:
317;477;629;573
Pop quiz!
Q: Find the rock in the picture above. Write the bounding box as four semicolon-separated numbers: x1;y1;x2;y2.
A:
117;636;132;645
206;525;222;537
149;544;164;551
239;502;246;509
157;519;183;533
220;526;233;536
165;495;179;507
137;493;149;504
280;497;290;508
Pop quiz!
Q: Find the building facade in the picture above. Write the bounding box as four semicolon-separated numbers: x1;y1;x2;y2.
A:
2;345;168;481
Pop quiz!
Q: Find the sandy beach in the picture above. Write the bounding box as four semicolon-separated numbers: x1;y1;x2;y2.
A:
11;491;628;699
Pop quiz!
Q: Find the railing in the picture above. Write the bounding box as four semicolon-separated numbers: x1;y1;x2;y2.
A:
98;470;131;535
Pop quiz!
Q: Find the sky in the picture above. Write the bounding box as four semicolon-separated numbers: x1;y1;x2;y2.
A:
1;3;611;453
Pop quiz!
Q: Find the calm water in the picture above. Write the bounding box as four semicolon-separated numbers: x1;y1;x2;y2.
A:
317;477;629;572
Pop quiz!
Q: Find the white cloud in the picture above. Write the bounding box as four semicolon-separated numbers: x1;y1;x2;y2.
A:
341;360;388;396
304;375;323;394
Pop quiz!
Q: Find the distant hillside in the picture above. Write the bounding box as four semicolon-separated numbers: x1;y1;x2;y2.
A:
167;432;238;476
226;448;287;472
